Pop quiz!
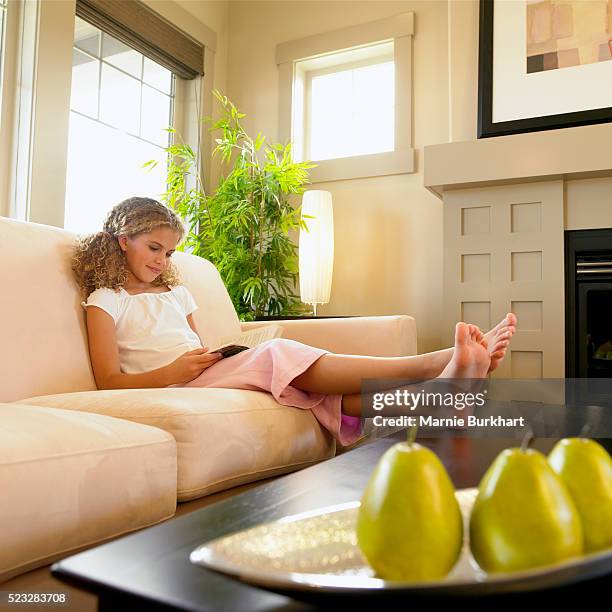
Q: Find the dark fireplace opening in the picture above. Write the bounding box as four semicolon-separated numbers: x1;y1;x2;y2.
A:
583;287;612;377
565;229;612;377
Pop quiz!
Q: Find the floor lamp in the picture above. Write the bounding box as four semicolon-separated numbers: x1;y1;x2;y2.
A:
299;190;334;316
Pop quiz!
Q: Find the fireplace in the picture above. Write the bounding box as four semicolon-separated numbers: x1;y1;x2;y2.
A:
565;229;612;377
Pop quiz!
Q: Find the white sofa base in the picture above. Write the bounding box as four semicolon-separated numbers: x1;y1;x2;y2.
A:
15;388;337;501
0;404;177;582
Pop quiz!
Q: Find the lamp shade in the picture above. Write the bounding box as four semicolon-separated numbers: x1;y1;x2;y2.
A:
299;190;334;306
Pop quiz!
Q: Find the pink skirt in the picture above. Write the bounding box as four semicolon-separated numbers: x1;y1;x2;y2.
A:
167;338;363;447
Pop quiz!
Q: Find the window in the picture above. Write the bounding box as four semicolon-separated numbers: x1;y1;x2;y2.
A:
0;0;6;110
277;13;415;183
302;42;394;162
64;17;175;234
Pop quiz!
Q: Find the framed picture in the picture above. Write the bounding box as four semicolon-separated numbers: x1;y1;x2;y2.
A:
478;0;612;138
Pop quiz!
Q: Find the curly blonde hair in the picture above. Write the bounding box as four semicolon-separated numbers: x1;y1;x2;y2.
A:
72;197;187;300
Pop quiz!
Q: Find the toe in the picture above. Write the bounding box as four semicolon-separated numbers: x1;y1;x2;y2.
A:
455;322;470;345
492;315;511;333
489;342;508;357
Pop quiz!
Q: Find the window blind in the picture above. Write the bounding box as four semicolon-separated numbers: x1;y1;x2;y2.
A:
76;0;203;79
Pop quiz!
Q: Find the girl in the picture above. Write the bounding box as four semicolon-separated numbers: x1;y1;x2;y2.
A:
73;197;516;448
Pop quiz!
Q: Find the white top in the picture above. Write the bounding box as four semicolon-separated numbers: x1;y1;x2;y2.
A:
81;285;203;374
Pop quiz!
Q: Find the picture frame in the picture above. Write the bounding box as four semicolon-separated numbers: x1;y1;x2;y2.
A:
477;0;612;138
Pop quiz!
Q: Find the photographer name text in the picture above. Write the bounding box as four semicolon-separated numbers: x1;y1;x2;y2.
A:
372;415;526;428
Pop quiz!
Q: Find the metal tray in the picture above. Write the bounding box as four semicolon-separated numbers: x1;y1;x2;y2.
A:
190;488;612;599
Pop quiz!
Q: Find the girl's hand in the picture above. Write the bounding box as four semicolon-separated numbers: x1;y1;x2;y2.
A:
166;347;223;385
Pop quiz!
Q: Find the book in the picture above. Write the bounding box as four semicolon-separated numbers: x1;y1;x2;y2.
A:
208;324;284;358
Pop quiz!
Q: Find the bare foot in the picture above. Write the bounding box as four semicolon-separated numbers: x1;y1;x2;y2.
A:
439;322;490;379
483;313;517;373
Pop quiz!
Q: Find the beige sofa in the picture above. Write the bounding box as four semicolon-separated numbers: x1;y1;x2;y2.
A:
0;216;417;582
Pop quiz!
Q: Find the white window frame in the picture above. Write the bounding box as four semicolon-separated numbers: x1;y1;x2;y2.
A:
0;0;38;221
0;0;11;218
0;1;7;95
276;13;415;183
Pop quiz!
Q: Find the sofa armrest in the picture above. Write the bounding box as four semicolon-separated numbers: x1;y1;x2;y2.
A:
240;316;417;357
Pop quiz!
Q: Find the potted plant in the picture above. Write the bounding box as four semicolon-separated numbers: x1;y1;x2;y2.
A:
146;89;316;321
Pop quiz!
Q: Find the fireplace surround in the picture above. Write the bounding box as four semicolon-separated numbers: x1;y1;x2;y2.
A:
424;121;612;379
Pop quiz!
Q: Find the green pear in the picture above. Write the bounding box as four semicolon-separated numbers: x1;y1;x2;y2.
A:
469;447;583;573
548;438;612;553
356;441;463;581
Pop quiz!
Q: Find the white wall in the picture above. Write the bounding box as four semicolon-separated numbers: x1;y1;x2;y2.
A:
566;177;612;231
226;0;452;353
29;0;75;227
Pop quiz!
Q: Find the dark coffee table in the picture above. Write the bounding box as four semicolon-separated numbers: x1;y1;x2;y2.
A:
51;431;611;610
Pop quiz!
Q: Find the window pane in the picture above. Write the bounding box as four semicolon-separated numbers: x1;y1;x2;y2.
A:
0;3;5;77
71;49;99;117
100;63;140;134
0;7;4;66
65;19;175;234
310;70;353;161
141;85;172;146
64;112;167;235
352;62;394;156
102;33;142;78
74;17;99;57
309;60;395;161
143;57;172;94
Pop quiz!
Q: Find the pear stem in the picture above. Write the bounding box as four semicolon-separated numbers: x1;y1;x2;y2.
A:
579;423;592;438
407;424;418;446
520;428;534;452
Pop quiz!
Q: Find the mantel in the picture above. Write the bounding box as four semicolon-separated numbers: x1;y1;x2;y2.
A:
423;122;612;199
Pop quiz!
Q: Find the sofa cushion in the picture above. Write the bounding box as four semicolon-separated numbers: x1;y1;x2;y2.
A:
15;388;336;502
0;217;242;403
170;251;242;349
0;219;97;402
0;403;177;582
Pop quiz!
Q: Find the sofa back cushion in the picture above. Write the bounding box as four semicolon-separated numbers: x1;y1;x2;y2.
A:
0;217;241;402
170;250;242;349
